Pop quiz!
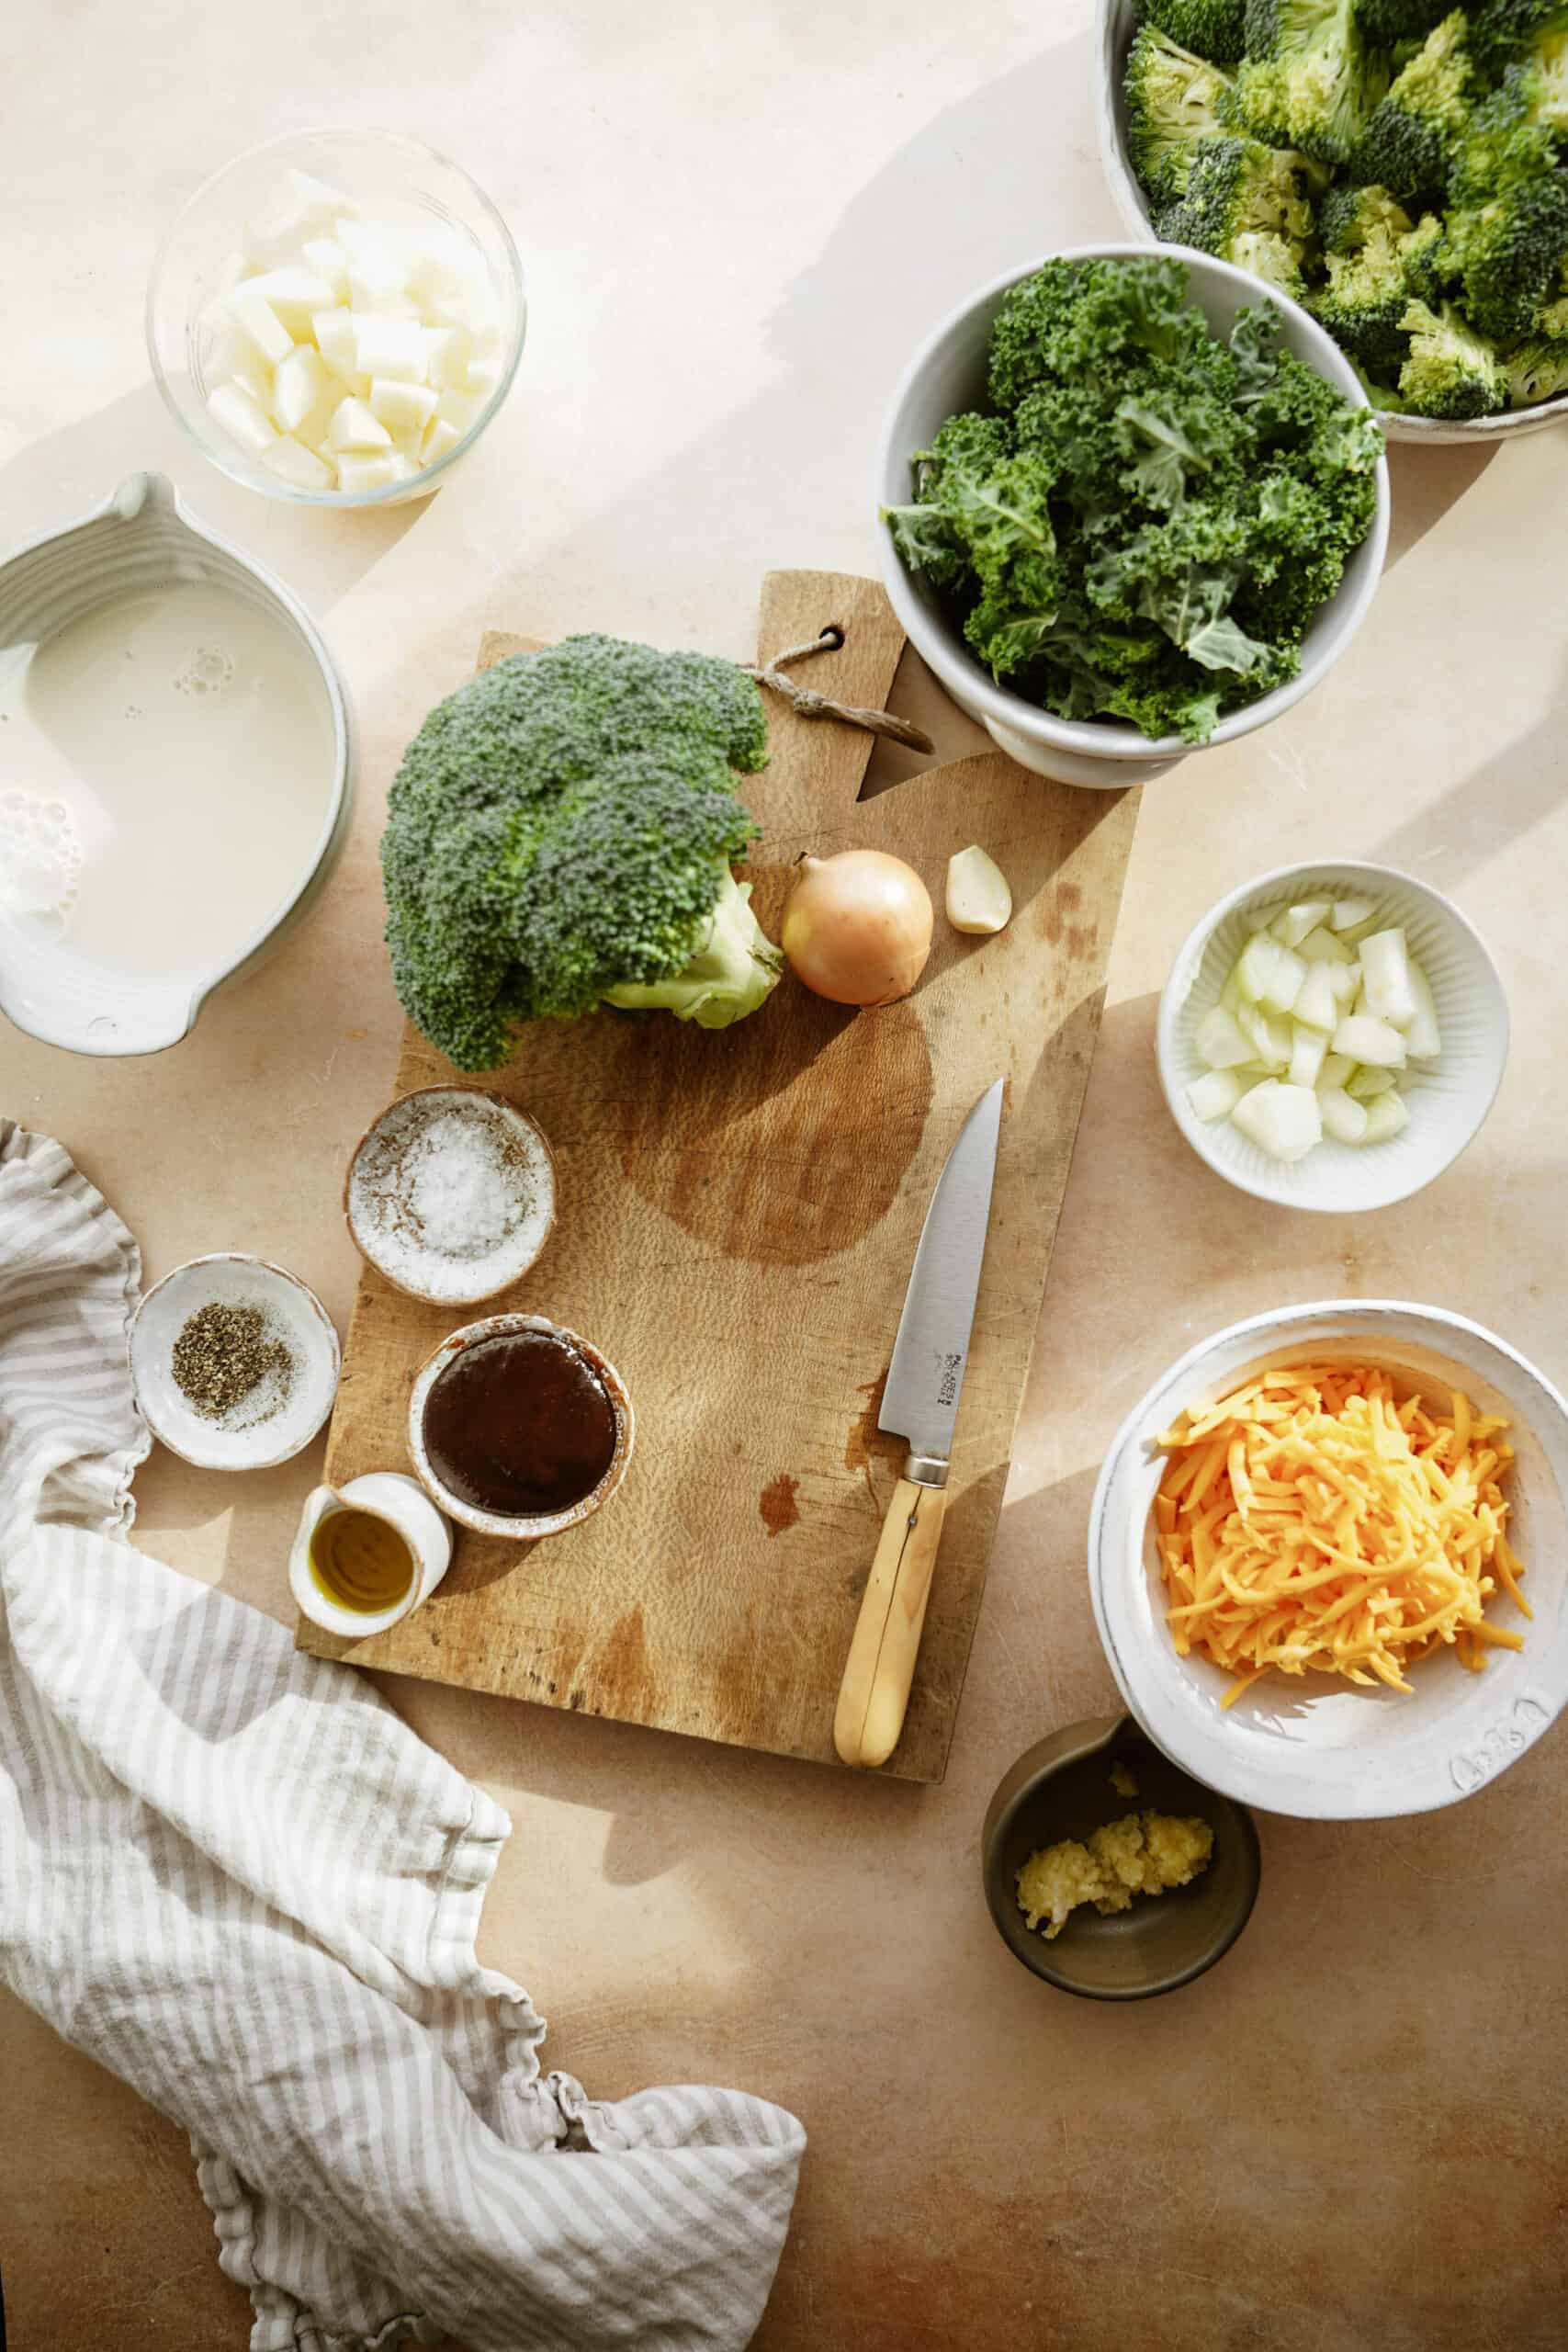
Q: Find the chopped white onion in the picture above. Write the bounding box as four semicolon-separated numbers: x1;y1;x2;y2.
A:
1231;1080;1322;1164
1191;896;1446;1166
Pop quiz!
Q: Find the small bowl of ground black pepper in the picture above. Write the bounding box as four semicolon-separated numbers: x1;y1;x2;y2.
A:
129;1253;340;1471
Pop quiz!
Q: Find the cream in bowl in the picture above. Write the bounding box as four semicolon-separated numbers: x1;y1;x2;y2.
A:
408;1312;634;1540
346;1087;556;1306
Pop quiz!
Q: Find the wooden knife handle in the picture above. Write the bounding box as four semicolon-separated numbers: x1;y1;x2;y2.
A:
833;1476;949;1770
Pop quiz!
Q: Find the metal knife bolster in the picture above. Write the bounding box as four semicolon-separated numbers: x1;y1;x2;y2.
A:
903;1451;950;1488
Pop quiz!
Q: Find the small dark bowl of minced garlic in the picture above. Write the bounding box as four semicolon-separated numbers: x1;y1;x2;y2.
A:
980;1714;1259;2000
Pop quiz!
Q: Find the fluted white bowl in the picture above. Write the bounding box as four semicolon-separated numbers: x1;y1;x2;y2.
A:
1157;860;1507;1213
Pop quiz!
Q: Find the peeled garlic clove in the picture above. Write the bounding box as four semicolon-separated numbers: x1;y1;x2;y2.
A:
945;844;1011;936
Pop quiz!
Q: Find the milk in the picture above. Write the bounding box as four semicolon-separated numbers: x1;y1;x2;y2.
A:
0;578;337;977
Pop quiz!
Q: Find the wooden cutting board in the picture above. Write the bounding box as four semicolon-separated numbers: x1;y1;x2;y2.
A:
299;571;1137;1780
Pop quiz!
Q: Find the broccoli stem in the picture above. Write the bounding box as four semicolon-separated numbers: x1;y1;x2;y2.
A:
602;864;784;1029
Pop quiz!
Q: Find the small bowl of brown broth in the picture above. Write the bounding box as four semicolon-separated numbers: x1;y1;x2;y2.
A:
408;1312;634;1539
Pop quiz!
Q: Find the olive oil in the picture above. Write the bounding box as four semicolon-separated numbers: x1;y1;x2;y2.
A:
309;1508;415;1614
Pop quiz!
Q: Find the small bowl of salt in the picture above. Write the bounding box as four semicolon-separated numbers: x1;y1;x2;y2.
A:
345;1087;557;1307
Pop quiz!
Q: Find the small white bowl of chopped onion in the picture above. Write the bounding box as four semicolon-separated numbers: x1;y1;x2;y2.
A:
1089;1299;1568;1820
1157;861;1508;1215
148;130;525;507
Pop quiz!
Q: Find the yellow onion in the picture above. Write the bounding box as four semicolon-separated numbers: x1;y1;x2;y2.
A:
781;851;933;1007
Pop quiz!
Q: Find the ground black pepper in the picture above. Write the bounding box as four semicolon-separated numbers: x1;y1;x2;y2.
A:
170;1300;297;1424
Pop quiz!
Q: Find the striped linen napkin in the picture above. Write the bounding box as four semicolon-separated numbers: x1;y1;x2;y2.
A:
0;1120;804;2352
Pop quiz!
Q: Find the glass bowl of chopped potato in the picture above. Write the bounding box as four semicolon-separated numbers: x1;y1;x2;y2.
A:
1089;1301;1568;1820
981;1714;1260;1999
148;130;525;506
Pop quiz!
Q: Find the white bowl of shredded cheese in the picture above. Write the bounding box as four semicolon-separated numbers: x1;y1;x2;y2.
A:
345;1087;556;1306
1089;1300;1568;1821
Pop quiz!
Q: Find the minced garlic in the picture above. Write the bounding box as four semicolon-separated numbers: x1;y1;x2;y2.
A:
1016;1810;1213;1941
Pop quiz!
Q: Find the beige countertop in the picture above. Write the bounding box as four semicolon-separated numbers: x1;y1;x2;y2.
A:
5;5;1567;2346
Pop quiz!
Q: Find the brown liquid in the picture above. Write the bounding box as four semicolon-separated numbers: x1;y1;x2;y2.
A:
422;1329;616;1519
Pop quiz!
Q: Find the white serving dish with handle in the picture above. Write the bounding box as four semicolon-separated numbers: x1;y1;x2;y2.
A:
876;243;1389;789
0;470;353;1057
1095;0;1568;446
1156;858;1508;1212
1089;1300;1568;1820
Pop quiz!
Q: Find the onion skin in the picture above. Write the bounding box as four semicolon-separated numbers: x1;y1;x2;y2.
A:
781;851;933;1008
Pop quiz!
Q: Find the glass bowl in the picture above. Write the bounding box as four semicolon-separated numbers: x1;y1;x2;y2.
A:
147;129;525;508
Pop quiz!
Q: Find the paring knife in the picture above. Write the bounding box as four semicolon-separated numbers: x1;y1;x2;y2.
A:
833;1079;1004;1770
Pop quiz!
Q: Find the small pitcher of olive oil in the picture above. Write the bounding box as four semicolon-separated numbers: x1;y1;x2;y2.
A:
289;1473;452;1638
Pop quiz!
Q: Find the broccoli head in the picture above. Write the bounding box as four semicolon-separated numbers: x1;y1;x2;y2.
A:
1397;297;1507;411
1504;331;1568;395
1445;170;1568;334
1235;0;1388;164
1348;12;1474;198
1156;134;1318;277
1124;25;1237;203
381;636;782;1068
1143;0;1249;62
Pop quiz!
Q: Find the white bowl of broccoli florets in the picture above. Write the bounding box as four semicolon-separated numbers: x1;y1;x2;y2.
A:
1099;0;1568;441
877;246;1388;787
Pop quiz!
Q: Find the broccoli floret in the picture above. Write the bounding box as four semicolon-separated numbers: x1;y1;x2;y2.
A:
1400;209;1454;295
1450;68;1566;198
1143;0;1250;62
1445;171;1568;334
1156;133;1319;278
1312;232;1416;365
1353;0;1455;40
381;636;782;1068
1235;0;1389;164
1311;200;1454;369
1124;26;1237;202
1397;296;1508;410
1469;0;1568;82
1504;330;1568;394
1348;12;1474;198
1228;228;1313;296
1319;181;1415;252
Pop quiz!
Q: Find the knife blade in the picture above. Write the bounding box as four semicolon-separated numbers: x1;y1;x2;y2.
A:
833;1079;1004;1770
879;1077;1003;1469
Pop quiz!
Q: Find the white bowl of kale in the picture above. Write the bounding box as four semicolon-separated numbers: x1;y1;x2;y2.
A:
876;246;1388;788
1099;0;1568;443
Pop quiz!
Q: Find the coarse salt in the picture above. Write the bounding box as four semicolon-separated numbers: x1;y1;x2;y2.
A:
349;1091;554;1303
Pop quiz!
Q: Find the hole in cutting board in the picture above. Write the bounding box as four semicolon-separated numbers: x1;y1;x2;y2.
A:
858;639;989;801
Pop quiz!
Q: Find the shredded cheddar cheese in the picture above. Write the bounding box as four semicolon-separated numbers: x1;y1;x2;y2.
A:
1156;1363;1528;1706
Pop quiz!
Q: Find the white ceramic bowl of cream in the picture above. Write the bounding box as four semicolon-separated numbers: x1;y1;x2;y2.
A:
0;471;352;1057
